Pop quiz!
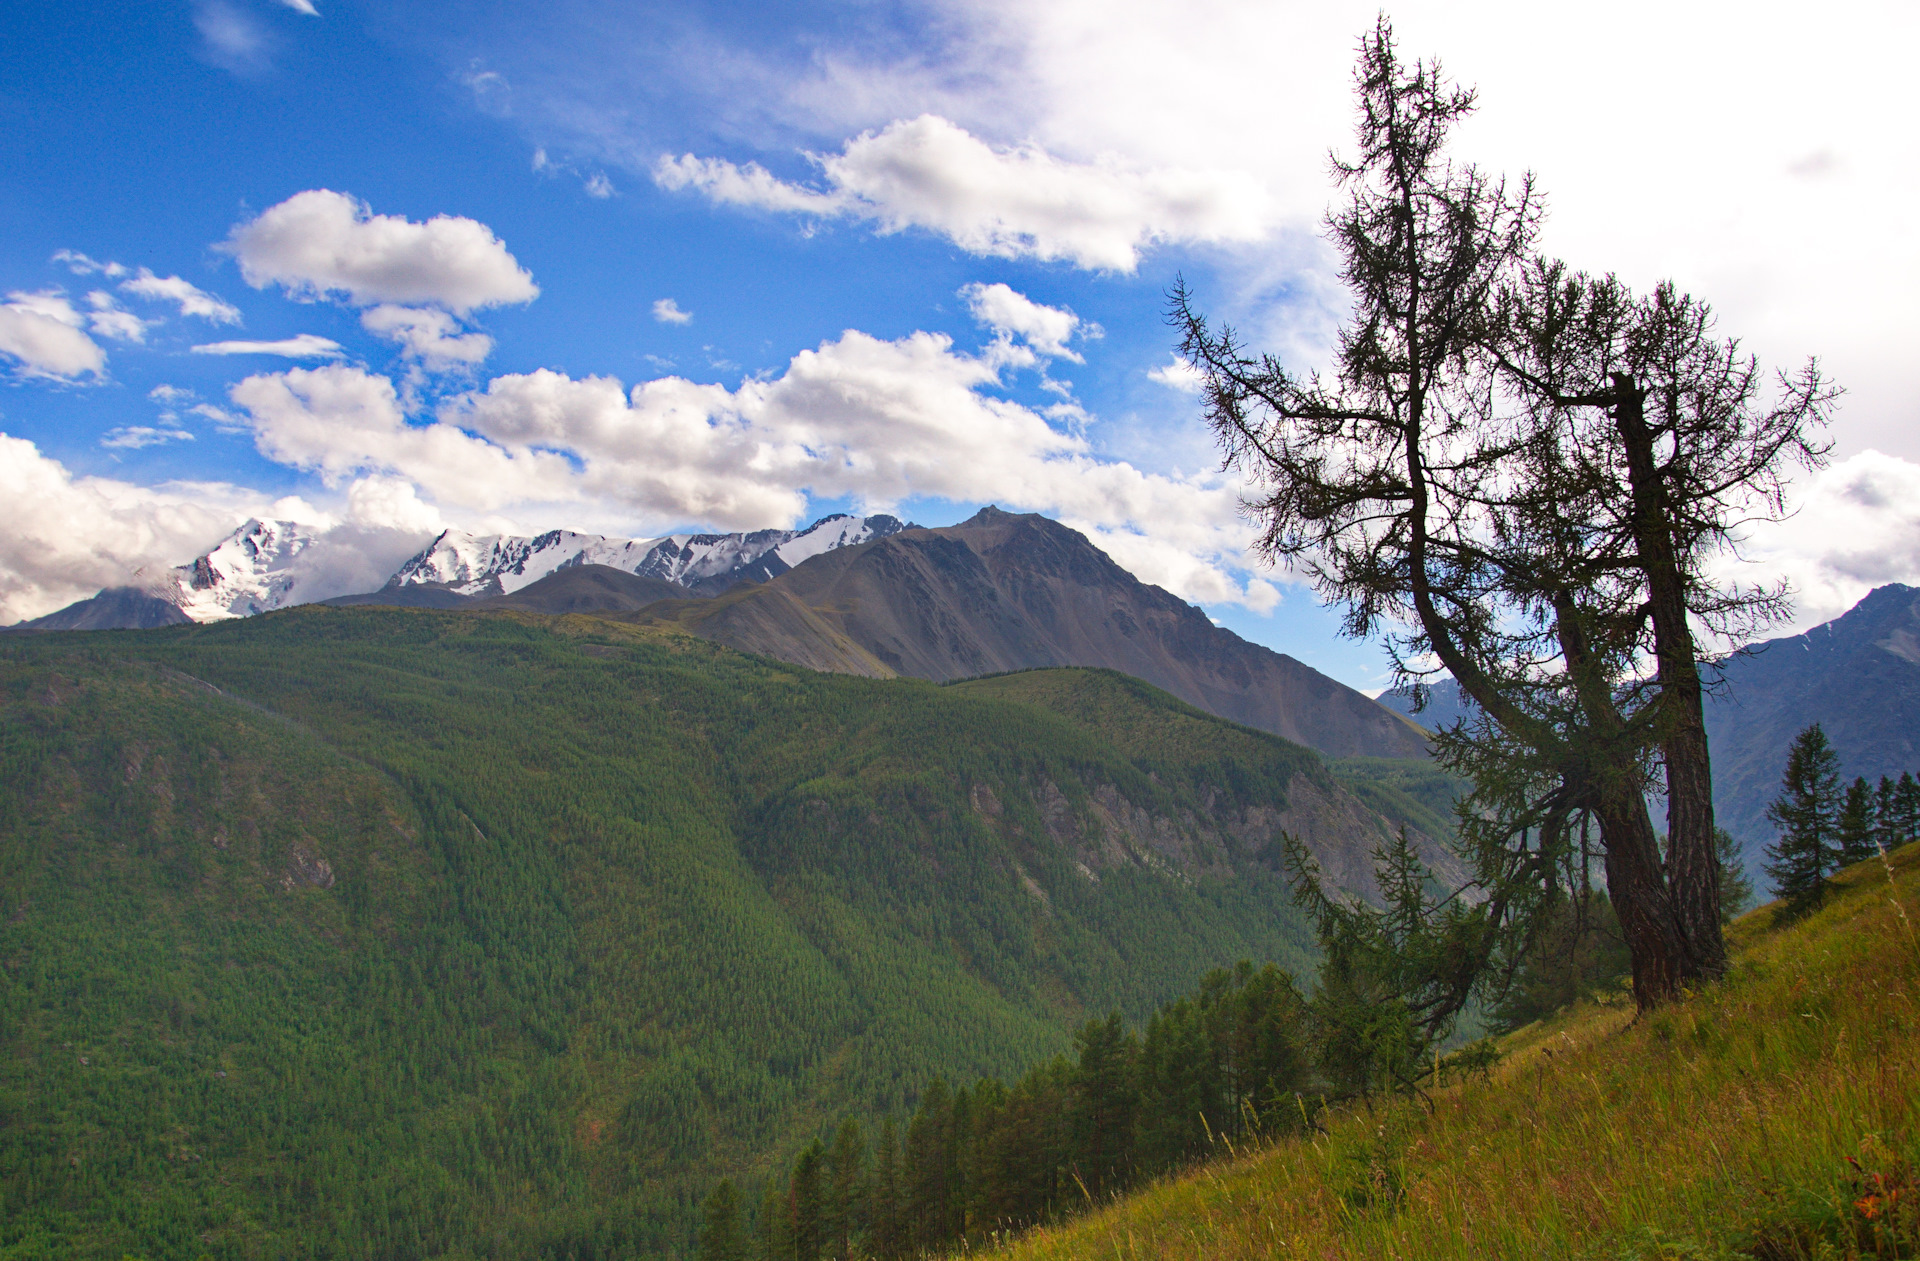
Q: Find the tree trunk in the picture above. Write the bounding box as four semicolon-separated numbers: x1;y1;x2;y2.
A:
1609;376;1728;979
1553;591;1694;1007
1594;783;1688;1006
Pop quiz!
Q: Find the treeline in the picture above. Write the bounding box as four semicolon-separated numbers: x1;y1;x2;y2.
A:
1765;723;1920;911
707;961;1332;1261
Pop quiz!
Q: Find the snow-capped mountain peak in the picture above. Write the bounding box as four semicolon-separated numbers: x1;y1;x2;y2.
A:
389;528;666;596
389;513;913;598
36;512;917;628
143;518;330;622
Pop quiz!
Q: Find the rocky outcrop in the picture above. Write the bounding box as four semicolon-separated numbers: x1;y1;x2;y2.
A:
969;769;1456;904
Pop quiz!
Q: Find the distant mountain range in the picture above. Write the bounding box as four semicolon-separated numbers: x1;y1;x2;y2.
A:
16;513;914;629
14;507;1430;762
1703;583;1920;859
389;513;912;598
1376;583;1920;872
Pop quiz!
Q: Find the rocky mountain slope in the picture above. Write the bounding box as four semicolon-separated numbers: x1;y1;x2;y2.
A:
631;508;1432;761
14;586;193;630
1704;583;1920;858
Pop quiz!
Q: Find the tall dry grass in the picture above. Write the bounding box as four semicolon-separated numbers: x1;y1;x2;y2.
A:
974;843;1920;1260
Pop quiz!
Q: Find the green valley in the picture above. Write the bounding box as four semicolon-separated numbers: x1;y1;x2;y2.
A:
0;606;1414;1259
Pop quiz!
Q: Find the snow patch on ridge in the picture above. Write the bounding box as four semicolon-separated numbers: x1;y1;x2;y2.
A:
62;512;916;626
390;513;912;597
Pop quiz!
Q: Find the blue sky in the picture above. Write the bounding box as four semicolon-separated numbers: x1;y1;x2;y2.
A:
4;0;1917;687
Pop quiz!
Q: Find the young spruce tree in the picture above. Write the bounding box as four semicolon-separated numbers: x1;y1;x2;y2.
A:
1838;776;1878;866
1876;776;1903;854
698;1180;750;1261
823;1119;864;1261
1763;724;1842;909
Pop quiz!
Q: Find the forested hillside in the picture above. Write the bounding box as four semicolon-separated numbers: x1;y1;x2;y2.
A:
0;607;1416;1259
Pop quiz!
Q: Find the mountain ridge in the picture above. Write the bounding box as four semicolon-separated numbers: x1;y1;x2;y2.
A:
13;512;915;628
626;507;1433;761
20;505;1430;763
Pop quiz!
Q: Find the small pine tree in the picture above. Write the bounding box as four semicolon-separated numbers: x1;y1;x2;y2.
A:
867;1117;901;1261
904;1080;954;1252
1837;776;1877;866
1875;776;1902;854
1899;772;1920;844
761;1176;793;1261
1715;827;1755;922
1763;724;1842;908
698;1180;750;1261
1069;1012;1137;1196
790;1141;825;1261
823;1119;864;1261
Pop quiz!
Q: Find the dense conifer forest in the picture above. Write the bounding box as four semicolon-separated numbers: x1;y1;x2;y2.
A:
0;606;1413;1259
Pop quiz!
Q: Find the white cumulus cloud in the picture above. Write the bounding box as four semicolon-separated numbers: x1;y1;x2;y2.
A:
223;189;539;314
1147;356;1205;392
84;291;151;343
121;268;243;323
655;114;1272;272
360;305;493;366
0;292;108;379
0;433;261;622
220;330;1277;609
192;334;344;359
101;426;195;450
961;282;1088;362
345;475;443;533
51;251;127;278
1733;450;1920;633
652;298;693;325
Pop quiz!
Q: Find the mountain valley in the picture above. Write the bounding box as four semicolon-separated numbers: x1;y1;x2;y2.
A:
0;606;1435;1258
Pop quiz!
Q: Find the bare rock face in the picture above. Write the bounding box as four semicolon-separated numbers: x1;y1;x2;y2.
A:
1704;583;1920;867
965;770;1452;906
283;847;336;891
640;508;1431;762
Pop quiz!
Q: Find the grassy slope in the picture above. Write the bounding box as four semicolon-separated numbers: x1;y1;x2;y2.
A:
0;608;1343;1259
978;843;1920;1261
